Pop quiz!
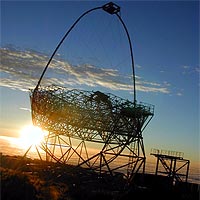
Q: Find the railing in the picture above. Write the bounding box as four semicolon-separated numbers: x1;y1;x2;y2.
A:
151;148;184;158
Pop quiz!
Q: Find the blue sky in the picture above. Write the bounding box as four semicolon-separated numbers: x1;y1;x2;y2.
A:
0;1;199;163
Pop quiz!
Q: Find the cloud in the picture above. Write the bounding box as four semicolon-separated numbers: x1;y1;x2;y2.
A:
136;64;142;69
136;80;170;94
19;107;31;112
180;65;199;75
176;92;183;96
0;47;171;95
182;65;190;69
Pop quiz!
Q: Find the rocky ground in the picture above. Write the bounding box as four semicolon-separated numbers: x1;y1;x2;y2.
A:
0;154;199;200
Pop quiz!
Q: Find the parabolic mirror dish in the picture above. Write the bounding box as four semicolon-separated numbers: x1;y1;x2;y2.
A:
31;85;154;144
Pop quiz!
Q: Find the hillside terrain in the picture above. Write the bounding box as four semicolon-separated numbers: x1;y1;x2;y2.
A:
0;154;199;200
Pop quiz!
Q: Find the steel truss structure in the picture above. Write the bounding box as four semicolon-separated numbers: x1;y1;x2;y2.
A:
27;2;155;182
150;149;190;183
30;85;154;180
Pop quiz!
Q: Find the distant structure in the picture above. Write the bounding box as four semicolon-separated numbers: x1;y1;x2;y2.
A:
28;2;154;182
150;148;190;183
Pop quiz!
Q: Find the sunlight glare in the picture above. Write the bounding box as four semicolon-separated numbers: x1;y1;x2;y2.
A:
19;125;46;148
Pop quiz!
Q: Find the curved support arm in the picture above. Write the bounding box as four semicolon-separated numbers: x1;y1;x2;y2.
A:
116;13;136;104
35;6;102;91
34;2;136;104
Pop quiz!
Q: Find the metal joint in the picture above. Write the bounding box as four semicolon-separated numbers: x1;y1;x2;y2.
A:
102;2;120;15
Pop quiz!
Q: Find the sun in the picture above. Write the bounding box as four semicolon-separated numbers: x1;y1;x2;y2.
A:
19;125;47;148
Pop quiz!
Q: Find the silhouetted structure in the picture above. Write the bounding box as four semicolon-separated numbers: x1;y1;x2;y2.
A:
31;85;154;181
150;148;190;183
28;2;155;182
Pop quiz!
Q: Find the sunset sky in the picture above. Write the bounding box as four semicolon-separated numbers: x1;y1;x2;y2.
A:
0;1;199;164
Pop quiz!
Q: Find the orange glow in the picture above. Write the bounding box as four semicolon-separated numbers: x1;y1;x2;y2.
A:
18;125;47;149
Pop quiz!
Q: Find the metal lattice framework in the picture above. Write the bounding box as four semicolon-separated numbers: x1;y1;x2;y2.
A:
27;2;155;182
30;85;154;180
150;149;190;183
